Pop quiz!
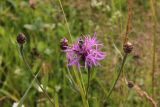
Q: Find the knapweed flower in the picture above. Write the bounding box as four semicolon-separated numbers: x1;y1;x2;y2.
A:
65;32;106;68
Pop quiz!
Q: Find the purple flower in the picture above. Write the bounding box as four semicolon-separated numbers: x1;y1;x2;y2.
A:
65;32;106;68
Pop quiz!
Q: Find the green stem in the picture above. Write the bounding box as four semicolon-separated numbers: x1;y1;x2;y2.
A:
150;0;157;97
19;45;54;106
57;0;73;42
78;68;86;97
62;68;67;106
86;68;91;99
107;53;128;99
73;67;89;107
55;93;59;107
17;70;41;107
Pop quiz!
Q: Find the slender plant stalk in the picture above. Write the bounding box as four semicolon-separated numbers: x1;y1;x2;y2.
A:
57;0;73;41
66;66;77;88
17;69;41;107
119;0;123;34
111;0;115;13
78;68;86;96
62;68;67;106
55;93;59;107
19;45;55;106
124;0;132;44
73;67;89;107
107;0;132;100
86;68;91;99
95;78;108;97
149;0;157;97
107;53;128;99
0;89;18;102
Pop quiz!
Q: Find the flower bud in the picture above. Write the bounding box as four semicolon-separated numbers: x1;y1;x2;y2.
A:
17;33;26;45
123;41;133;53
127;81;134;88
60;38;68;50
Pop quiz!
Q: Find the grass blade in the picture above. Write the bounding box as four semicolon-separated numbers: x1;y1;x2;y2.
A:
17;70;41;107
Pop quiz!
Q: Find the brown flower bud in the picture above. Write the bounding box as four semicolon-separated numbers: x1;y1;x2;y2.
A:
17;33;26;45
127;81;134;88
60;38;68;50
123;41;133;53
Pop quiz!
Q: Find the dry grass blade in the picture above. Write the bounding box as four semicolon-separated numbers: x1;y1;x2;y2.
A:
133;85;157;107
124;79;157;107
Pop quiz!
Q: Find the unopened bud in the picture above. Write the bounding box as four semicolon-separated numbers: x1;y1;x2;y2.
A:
60;38;68;50
123;42;133;53
127;81;134;88
17;33;26;45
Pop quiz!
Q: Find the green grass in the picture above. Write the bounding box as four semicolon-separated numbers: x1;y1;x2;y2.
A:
0;0;160;107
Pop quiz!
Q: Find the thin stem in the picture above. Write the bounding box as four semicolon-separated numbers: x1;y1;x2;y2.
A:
86;68;91;99
78;67;86;96
150;0;157;97
124;0;132;44
66;66;77;88
62;68;67;106
107;53;128;99
57;0;73;41
95;78;108;97
119;0;123;34
19;45;55;106
17;69;41;107
55;93;59;107
73;67;89;107
111;0;115;13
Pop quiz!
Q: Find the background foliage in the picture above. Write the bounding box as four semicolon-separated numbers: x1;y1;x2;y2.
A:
0;0;160;107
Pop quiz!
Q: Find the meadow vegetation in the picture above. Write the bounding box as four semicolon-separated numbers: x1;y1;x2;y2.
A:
0;0;160;107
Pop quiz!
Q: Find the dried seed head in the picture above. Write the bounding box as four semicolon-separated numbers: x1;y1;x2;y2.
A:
123;41;133;53
17;33;26;45
60;38;68;50
127;81;134;88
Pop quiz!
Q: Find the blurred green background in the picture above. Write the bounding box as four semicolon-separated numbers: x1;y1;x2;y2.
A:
0;0;160;107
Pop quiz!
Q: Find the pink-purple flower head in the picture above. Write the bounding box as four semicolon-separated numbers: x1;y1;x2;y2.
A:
64;32;106;68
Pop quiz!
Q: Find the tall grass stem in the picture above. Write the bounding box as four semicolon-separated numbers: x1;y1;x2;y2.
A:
107;53;128;99
149;0;157;97
19;45;55;106
73;67;89;107
86;68;91;100
17;70;40;107
57;0;73;41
